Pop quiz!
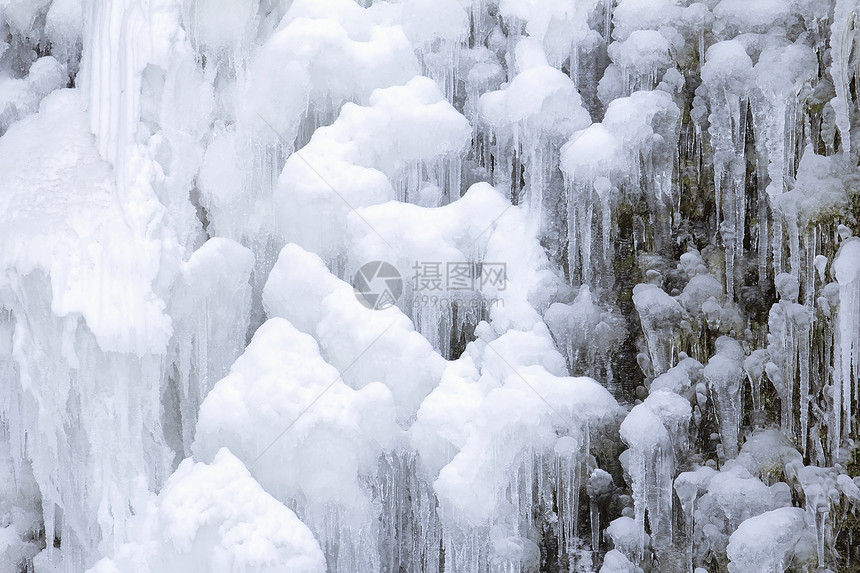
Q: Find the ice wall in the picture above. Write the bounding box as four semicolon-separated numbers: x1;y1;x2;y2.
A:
2;0;860;571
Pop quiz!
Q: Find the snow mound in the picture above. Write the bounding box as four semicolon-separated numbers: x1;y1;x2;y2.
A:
88;449;326;573
274;76;471;259
263;243;445;422
193;317;399;511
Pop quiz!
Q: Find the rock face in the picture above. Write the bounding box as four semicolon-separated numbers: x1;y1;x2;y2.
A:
0;0;859;572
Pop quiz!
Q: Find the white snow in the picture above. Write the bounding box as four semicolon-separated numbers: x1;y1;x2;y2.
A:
1;0;859;571
87;449;327;573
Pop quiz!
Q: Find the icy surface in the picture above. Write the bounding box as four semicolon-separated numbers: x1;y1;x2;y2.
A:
726;507;807;573
3;0;860;571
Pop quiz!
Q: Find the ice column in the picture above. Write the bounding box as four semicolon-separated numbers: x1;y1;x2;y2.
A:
829;0;858;155
704;337;746;459
833;237;860;449
619;405;670;563
766;274;811;448
701;41;754;299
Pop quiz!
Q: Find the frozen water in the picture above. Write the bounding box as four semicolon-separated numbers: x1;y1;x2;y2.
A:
726;507;807;573
3;0;860;571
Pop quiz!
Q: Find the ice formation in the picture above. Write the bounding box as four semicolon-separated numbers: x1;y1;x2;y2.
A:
88;449;327;573
2;0;860;572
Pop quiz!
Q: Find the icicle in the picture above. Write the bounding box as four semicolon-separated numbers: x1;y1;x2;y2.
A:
834;237;860;451
676;483;696;573
566;180;580;284
595;177;613;269
757;213;769;282
799;233;815;455
604;0;613;44
633;284;683;376
569;42;579;87
829;1;855;155
620;400;679;563
582;192;594;286
744;349;769;414
722;97;748;301
833;325;844;457
704;337;745;459
816;507;829;568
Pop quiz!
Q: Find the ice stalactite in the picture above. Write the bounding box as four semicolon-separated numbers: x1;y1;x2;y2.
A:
588;468;614;556
165;239;254;457
829;0;858;155
766;273;811;450
619;391;689;565
496;0;601;71
413;324;620;571
544;285;626;387
479;38;591;225
433;418;605;572
700;41;754;300
392;0;470;105
340;179;564;361
192;318;400;573
195;0;426;332
561;89;679;288
602;90;680;253
273;76;470;264
180;0;257;74
833;236;860;451
603;0;613;45
0;88;177;569
768;151;860;454
674;467;717;573
263;244;445;424
632;284;683;377
607;30;673;96
618;388;689;567
676;269;745;364
751;43;817;281
372;452;443;573
4;284;174;571
80;0;203;209
743;349;770;415
691;466;795;571
559;123;611;279
88;449;328;573
784;461;843;570
752;43;817;195
704;337;745;460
